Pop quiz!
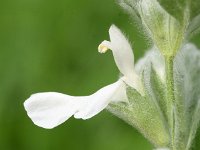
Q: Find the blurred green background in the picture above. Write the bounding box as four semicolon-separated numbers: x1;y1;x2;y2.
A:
0;0;200;150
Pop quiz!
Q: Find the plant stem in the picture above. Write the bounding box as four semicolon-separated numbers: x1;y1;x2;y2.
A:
165;56;176;150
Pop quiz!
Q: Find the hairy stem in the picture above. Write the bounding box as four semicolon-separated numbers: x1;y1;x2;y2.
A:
165;56;176;150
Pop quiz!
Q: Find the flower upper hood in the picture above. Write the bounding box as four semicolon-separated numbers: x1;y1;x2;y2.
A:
24;25;142;129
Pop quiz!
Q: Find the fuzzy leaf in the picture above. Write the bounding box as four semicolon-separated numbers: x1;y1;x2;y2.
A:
190;0;200;19
150;66;168;122
157;0;200;37
191;127;200;150
108;43;200;149
118;0;141;20
157;0;186;21
108;86;169;147
175;44;200;149
157;0;200;21
173;50;189;149
119;0;186;56
187;15;200;38
137;0;183;56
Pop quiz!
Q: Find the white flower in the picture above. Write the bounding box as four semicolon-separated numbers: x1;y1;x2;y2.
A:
24;25;142;129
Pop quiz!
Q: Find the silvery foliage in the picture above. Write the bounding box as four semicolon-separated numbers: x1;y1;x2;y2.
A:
108;44;200;150
109;0;200;149
118;0;200;56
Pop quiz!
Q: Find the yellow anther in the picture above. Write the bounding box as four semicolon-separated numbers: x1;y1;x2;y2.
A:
98;44;109;53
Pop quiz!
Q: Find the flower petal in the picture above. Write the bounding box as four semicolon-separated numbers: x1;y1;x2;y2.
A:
24;93;82;129
109;25;135;77
24;80;127;129
74;79;127;119
98;25;143;92
98;25;135;77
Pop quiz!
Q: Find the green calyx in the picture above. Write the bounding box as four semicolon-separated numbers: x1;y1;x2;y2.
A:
118;0;200;57
137;0;186;57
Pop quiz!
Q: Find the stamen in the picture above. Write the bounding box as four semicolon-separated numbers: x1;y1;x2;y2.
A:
98;44;109;53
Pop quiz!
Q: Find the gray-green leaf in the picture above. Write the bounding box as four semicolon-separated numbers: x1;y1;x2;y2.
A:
157;0;200;21
107;86;170;147
137;0;183;56
108;43;200;149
